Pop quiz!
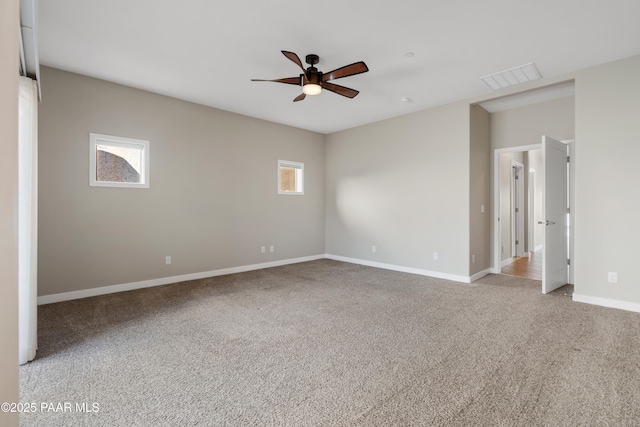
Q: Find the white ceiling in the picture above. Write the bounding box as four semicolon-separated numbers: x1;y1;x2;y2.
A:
38;0;640;134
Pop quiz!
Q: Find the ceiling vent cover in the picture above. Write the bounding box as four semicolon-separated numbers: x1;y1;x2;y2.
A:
481;63;542;90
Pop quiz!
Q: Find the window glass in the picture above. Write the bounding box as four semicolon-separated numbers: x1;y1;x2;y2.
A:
90;133;149;188
278;160;304;195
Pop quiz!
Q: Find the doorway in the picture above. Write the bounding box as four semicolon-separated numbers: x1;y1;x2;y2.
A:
498;153;540;280
492;140;575;291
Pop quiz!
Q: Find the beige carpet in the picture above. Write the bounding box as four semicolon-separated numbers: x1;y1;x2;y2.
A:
20;259;640;426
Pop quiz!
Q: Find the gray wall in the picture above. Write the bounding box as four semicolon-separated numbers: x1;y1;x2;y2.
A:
325;101;471;277
469;105;491;275
574;54;640;303
490;96;575;150
38;67;326;296
0;0;19;424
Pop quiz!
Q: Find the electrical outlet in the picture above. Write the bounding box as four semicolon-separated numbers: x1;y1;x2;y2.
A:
261;246;266;254
270;245;275;253
608;272;618;283
481;205;485;213
372;245;376;253
472;254;475;264
165;256;171;265
501;245;505;254
433;252;439;261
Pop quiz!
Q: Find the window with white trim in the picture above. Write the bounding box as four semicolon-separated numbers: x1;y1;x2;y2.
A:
90;133;150;188
278;160;304;195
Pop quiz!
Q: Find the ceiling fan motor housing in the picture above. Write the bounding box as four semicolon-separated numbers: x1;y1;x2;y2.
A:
303;54;322;86
302;70;323;86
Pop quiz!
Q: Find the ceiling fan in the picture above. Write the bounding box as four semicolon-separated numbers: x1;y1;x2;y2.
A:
251;51;369;102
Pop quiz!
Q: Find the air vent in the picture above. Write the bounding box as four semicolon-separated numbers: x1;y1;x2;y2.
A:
481;63;542;90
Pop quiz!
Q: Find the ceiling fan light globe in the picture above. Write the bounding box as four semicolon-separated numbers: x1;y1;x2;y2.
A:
303;83;322;96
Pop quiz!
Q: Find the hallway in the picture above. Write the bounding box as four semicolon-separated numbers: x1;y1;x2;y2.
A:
501;250;542;280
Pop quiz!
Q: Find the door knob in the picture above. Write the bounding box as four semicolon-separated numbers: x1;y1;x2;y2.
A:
538;220;555;225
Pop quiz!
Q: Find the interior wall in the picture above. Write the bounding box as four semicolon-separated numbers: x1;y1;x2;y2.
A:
0;0;20;424
38;67;326;297
490;96;575;150
573;54;640;304
325;101;471;278
469;104;491;275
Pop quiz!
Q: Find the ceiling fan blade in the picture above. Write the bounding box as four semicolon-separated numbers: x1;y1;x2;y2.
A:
281;51;307;74
323;61;369;82
293;93;306;102
251;77;301;86
322;82;359;98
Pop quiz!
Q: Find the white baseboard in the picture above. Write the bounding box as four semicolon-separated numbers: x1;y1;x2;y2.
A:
325;254;472;283
37;254;326;305
501;257;514;268
469;268;492;282
572;293;640;314
534;244;543;252
38;254;497;305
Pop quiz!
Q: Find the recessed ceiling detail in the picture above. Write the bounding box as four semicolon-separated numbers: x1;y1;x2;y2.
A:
481;63;542;90
479;81;575;113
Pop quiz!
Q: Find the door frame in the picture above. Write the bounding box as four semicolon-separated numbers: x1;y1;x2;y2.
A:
491;141;575;282
567;139;575;284
528;168;536;253
492;144;539;273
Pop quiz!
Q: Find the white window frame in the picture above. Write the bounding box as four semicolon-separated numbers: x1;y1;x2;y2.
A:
277;159;304;195
90;133;150;189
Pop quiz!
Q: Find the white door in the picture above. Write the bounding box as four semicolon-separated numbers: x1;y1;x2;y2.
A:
542;135;568;293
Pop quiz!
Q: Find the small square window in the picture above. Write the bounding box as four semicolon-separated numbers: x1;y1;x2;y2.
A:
278;160;304;195
90;133;150;188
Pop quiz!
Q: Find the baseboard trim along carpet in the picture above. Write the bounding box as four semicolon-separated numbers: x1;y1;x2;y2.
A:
38;254;491;305
573;293;640;314
37;254;637;315
469;268;492;282
37;254;326;305
325;254;482;283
